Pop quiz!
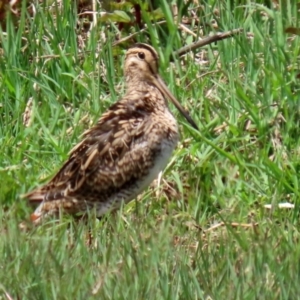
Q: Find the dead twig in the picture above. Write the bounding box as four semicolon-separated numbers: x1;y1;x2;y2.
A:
178;23;197;37
112;20;167;47
205;221;258;233
174;28;244;58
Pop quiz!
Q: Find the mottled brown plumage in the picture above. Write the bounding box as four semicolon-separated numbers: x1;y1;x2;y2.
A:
24;43;198;224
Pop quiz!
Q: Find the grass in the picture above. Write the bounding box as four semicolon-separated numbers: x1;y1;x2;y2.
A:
1;0;300;299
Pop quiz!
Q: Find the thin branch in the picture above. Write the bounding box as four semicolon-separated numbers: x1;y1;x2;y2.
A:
112;21;167;47
174;28;244;58
204;221;258;233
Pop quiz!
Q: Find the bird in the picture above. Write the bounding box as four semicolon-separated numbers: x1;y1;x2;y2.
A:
24;43;198;224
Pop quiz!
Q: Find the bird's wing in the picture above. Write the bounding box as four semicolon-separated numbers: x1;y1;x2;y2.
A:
25;96;163;203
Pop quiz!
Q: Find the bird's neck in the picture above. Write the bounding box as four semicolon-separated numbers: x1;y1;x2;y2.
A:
124;76;168;111
125;75;151;90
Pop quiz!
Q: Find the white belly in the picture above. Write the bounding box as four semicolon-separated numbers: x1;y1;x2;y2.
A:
134;139;176;195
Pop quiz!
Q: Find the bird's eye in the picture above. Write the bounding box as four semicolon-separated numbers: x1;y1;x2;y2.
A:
138;52;145;59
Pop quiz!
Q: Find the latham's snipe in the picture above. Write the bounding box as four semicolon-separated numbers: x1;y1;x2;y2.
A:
24;43;198;224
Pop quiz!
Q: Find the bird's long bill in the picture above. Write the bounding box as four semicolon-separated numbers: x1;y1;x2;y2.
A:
154;75;198;130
